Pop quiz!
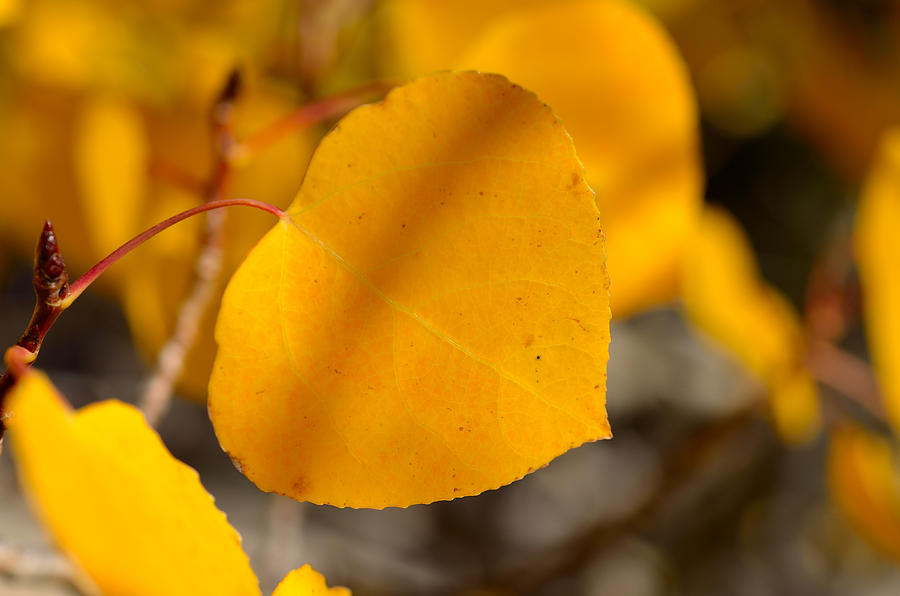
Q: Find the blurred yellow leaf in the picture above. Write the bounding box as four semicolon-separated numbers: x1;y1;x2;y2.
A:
11;0;293;105
209;71;611;508
0;90;101;277
74;94;147;259
271;565;351;596
0;0;20;27
6;370;260;595
6;370;349;595
856;130;900;435
828;425;900;561
378;0;538;78
14;0;164;100
381;0;702;317
682;206;821;443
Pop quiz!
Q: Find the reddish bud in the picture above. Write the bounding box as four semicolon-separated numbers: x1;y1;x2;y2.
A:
34;220;68;301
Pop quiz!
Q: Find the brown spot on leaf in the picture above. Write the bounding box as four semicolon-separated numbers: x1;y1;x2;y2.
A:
292;476;310;494
570;172;580;189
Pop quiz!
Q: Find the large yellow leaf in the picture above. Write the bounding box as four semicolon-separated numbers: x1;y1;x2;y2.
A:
828;425;900;561
271;565;350;596
5;371;261;596
682;206;821;443
856;130;900;435
209;71;612;508
380;0;702;317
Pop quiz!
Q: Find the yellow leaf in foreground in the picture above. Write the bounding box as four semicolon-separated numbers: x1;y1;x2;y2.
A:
6;371;260;595
682;206;821;443
856;130;900;435
829;425;900;561
271;565;351;596
209;71;612;508
6;371;348;595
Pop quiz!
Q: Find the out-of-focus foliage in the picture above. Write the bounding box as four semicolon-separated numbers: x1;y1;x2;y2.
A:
74;95;147;274
0;0;19;28
376;0;703;318
10;0;284;105
682;206;821;443
856;130;900;435
0;0;321;397
0;0;297;265
829;424;900;562
641;0;900;179
838;129;900;563
6;369;348;595
210;71;611;508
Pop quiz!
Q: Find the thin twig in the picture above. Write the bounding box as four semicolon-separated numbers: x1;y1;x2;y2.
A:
806;339;887;423
263;496;308;587
0;540;74;583
64;199;284;304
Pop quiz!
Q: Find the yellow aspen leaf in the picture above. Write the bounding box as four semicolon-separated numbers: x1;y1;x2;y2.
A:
209;71;612;508
5;370;261;596
828;425;900;561
682;206;821;443
856;130;900;435
271;565;351;596
74;94;147;261
380;0;702;317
